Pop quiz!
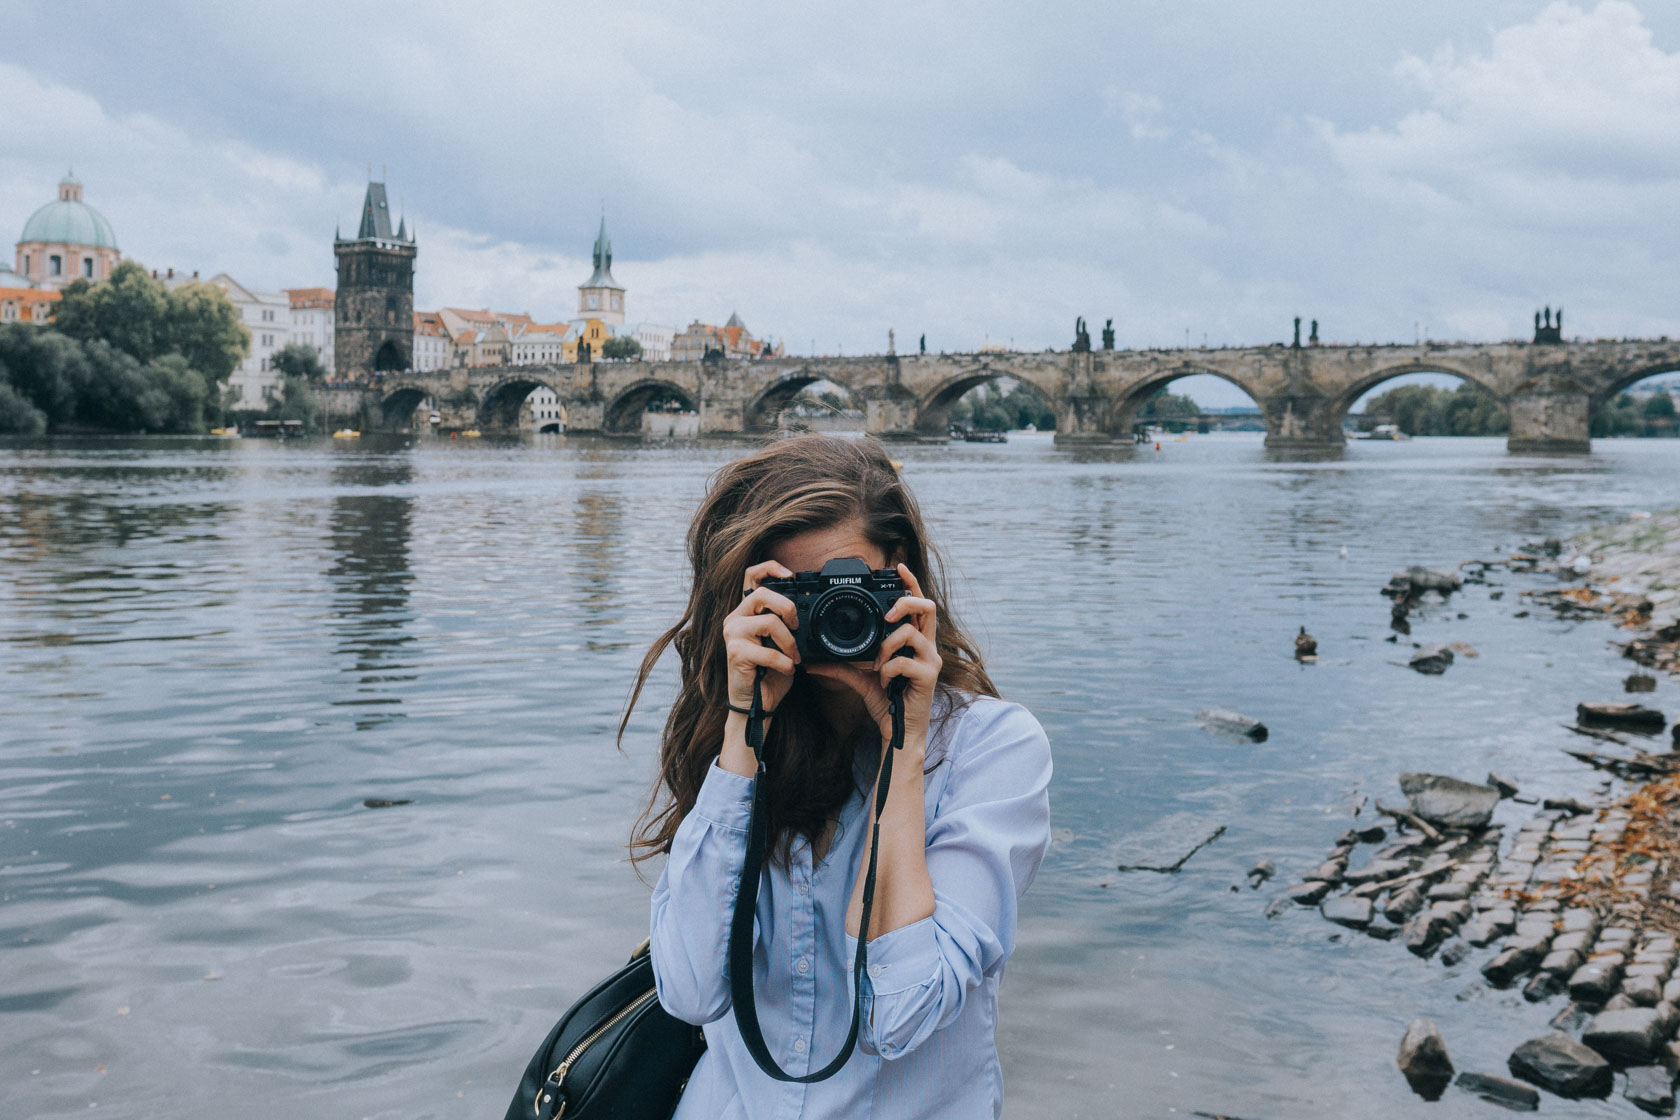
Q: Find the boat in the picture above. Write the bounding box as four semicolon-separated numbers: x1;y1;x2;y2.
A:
332;429;361;439
1358;424;1412;441
960;430;1007;443
247;420;306;439
209;426;238;437
460;429;482;438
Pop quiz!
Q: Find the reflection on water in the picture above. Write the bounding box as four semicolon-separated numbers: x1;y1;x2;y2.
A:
328;455;416;729
3;432;1680;1119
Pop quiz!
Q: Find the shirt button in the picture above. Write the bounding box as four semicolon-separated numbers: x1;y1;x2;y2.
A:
798;882;810;895
796;958;810;974
728;880;739;893
793;1038;807;1054
868;964;883;979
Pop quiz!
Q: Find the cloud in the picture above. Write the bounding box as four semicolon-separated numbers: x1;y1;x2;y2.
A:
1105;89;1172;140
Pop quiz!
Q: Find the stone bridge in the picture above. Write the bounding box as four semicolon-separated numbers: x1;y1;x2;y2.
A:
322;338;1680;453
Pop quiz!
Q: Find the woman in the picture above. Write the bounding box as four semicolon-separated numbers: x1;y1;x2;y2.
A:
627;434;1051;1119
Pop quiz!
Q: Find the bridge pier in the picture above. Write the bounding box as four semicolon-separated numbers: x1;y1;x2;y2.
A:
1261;393;1344;453
1506;362;1592;454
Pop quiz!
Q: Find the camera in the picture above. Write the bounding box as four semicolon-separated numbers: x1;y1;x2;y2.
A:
760;557;907;663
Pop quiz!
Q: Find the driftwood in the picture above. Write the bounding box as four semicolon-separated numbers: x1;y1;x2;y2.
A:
1562;723;1629;745
1563;747;1680;779
1349;866;1438;899
1375;800;1445;843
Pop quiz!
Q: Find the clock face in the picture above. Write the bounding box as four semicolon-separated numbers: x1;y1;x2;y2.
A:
611;295;620;309
587;295;598;309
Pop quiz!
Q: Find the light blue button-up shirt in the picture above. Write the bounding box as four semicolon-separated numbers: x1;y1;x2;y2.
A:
650;694;1052;1120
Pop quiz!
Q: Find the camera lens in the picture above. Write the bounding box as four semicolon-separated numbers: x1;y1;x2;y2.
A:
812;588;881;660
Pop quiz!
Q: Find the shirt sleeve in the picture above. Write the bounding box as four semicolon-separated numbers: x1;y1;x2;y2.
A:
848;699;1052;1058
649;759;755;1026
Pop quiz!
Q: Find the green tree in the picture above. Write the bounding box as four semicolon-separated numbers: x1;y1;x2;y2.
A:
165;280;249;385
270;374;322;431
1642;393;1677;419
0;324;93;427
143;354;213;432
0;380;46;434
1362;381;1507;436
270;342;327;383
1592;393;1644;437
53;262;170;361
601;335;643;361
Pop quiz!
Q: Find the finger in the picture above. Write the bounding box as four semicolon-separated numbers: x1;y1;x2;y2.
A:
734;585;798;629
873;622;934;668
726;612;800;662
732;641;796;679
896;563;926;600
879;648;940;688
884;593;937;638
742;560;795;593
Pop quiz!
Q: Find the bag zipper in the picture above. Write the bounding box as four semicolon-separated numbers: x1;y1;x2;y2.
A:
536;987;659;1118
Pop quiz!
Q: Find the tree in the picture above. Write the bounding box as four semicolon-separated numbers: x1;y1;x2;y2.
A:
270;373;321;431
0;380;46;434
52;261;248;387
1362;381;1508;436
270;342;327;383
1642;393;1677;419
0;323;93;428
165;280;249;385
0;324;212;434
601;335;643;361
53;262;170;361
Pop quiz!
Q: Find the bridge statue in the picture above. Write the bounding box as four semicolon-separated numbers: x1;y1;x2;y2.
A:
1292;317;1302;349
327;324;1678;458
919;333;926;355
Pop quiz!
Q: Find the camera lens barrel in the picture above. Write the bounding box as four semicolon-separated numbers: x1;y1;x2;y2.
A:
810;587;883;661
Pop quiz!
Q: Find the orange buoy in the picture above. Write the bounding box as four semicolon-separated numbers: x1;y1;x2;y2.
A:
1154;441;1161;451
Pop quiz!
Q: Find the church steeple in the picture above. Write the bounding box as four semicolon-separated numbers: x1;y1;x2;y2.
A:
356;181;394;240
577;212;625;323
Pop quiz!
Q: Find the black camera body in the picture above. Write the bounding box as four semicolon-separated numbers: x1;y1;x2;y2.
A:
760;557;907;664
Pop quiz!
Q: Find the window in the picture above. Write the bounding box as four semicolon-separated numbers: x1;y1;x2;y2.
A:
21;255;29;275
49;255;62;276
82;258;94;278
587;294;598;309
611;294;620;310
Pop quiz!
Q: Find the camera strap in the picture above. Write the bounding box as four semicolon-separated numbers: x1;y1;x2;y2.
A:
728;666;908;1083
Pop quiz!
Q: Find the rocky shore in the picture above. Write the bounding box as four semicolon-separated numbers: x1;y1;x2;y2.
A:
1278;510;1680;1114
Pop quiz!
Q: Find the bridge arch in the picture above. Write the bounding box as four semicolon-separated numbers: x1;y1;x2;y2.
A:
379;385;431;430
1589;363;1680;438
1105;365;1265;437
1332;362;1505;432
478;374;561;431
744;369;860;430
604;379;698;434
373;340;408;373
916;366;1061;434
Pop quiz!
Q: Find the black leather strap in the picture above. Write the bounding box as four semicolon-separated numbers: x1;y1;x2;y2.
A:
727;667;907;1083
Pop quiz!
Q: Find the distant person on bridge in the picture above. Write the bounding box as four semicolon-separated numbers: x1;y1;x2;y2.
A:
626;433;1052;1119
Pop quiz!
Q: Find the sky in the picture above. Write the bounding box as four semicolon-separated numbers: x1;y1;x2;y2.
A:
4;1;1680;408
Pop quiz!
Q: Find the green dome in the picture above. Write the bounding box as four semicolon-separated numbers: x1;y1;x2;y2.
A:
20;182;118;250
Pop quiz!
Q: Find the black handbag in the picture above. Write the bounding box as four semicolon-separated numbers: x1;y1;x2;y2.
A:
505;671;907;1118
502;940;705;1120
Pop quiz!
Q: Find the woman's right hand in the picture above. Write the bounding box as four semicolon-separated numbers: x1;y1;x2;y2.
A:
723;560;801;717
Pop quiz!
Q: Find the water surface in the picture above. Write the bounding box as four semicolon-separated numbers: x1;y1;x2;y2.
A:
4;432;1678;1118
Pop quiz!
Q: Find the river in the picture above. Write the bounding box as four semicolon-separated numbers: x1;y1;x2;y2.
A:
4;431;1679;1118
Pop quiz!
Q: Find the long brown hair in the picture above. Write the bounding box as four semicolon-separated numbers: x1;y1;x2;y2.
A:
623;434;997;868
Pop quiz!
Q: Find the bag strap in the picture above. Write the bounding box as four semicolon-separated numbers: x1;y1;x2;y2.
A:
727;667;908;1083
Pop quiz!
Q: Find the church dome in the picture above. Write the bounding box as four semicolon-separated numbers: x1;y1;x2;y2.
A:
20;175;118;250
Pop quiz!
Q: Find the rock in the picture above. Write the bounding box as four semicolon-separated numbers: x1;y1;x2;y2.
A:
1487;772;1520;798
1551;1003;1593;1033
1576;702;1665;731
1439;938;1470;967
1263;896;1292;920
1113;812;1226;872
1524;971;1567;1002
1398;1019;1454;1100
1628;674;1659;693
1455;1071;1539;1111
1365;919;1400;941
1426;880;1472;902
1305;858;1347;884
1399;773;1500;830
1405;910;1455;958
1247;859;1275;886
1484;942;1547;987
1508;1031;1612;1098
1625;1065;1677;1116
1355;824;1387;844
1409;644;1456;675
1385;566;1465;597
1385;884;1426;923
1570;957;1626;1003
1194;709;1268;742
1607;993;1641;1011
1286;881;1332;906
1294;626;1318;659
1583;1007;1667;1066
1544;796;1596;815
1321;895;1373;929
1626;974;1666;1007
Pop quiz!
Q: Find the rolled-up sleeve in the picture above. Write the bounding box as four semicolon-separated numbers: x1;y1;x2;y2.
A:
649;760;756;1025
849;701;1052;1058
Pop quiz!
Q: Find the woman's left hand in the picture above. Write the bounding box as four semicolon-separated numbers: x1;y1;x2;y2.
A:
806;564;942;748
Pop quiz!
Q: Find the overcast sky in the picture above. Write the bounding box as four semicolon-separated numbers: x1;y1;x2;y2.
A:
4;1;1679;406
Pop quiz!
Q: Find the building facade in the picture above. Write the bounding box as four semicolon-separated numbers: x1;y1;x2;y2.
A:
285;288;335;376
577;216;625;324
209;274;292;408
334;181;415;376
412;311;453;371
14;174;121;291
671;313;781;361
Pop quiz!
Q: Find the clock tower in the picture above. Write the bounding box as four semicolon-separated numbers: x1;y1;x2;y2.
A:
577;215;624;324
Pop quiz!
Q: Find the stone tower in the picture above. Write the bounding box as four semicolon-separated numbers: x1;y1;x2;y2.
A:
577;215;625;324
334;181;416;376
